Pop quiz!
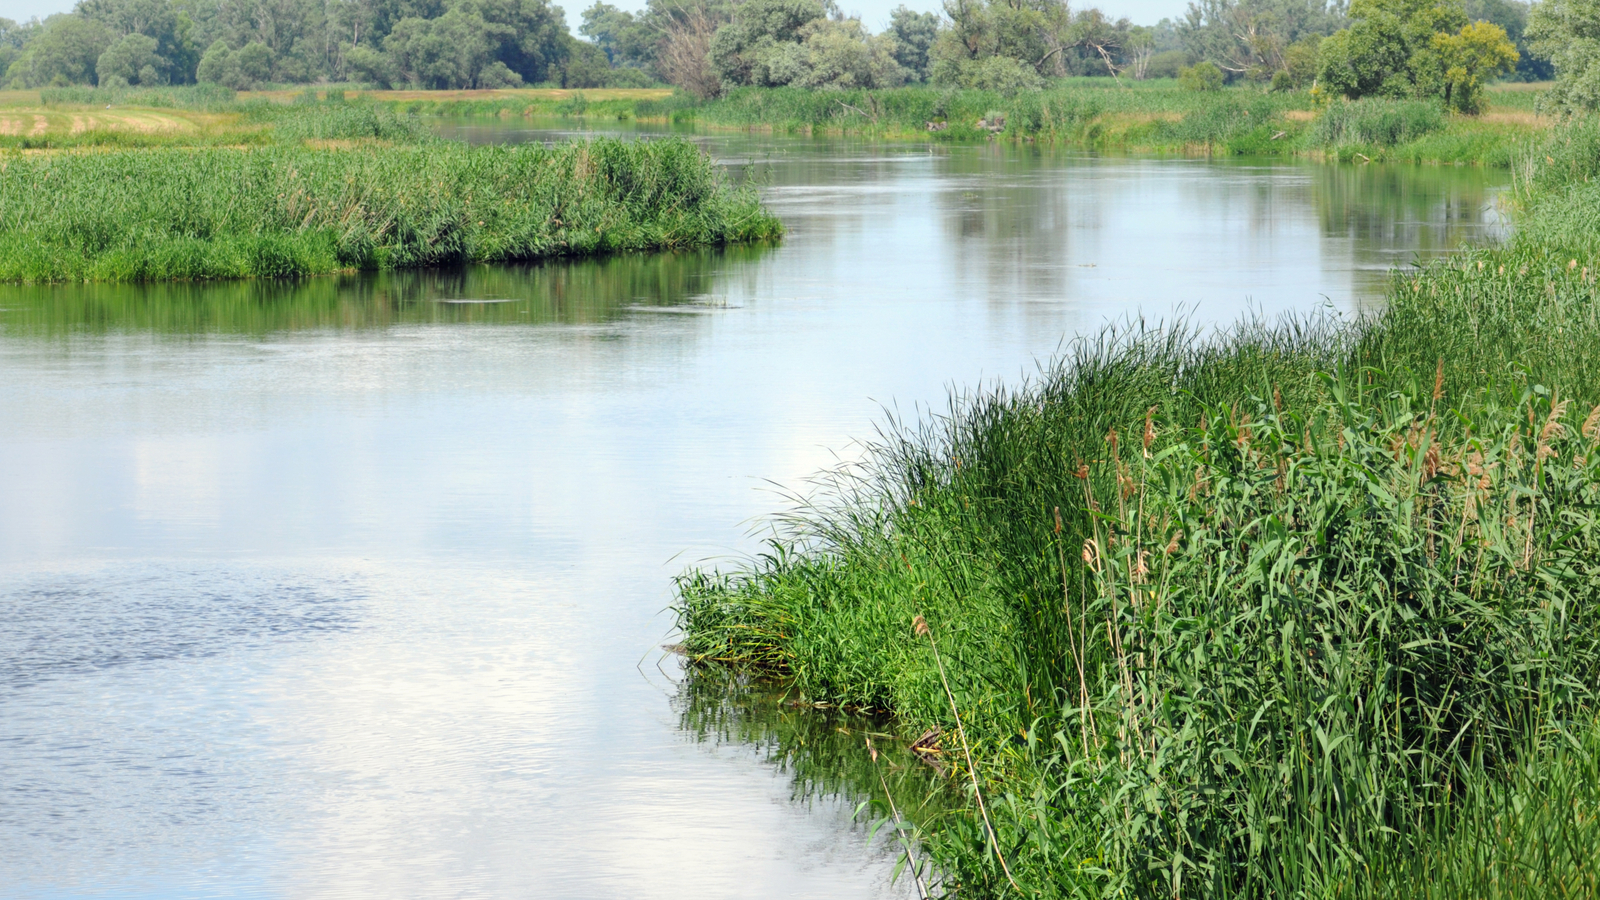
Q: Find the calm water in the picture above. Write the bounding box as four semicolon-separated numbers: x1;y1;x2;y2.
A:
0;129;1505;899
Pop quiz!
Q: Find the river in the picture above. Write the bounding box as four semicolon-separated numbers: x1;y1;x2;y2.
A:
0;128;1504;899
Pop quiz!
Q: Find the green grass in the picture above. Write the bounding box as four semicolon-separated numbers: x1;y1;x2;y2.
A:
0;137;781;284
627;81;1547;165
3;82;1550;164
672;120;1600;899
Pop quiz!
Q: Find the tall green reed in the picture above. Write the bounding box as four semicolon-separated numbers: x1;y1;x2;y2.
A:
0;138;781;283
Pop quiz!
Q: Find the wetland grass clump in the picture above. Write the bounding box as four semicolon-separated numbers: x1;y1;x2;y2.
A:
674;122;1600;899
0;138;781;283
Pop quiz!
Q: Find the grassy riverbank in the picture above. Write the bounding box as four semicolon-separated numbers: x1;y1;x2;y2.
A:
0;137;779;284
2;81;1550;165
673;118;1600;899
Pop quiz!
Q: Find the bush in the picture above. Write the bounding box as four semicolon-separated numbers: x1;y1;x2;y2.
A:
1179;60;1224;91
1145;49;1188;80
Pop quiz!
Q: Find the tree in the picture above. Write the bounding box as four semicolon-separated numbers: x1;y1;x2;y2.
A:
708;0;825;87
927;0;1072;87
885;5;939;81
5;14;114;86
1180;0;1344;82
580;1;656;69
1315;0;1465;99
657;5;722;96
1429;19;1517;110
0;18;41;83
97;31;167;84
385;9;510;87
1526;0;1600;113
77;0;200;82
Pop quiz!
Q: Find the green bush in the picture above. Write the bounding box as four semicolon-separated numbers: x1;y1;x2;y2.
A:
1179;60;1224;91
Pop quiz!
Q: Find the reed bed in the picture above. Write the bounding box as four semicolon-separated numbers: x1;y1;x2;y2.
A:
673;121;1600;898
0;138;781;283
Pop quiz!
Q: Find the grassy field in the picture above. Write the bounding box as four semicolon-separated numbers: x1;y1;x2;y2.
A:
672;118;1600;899
0;137;781;283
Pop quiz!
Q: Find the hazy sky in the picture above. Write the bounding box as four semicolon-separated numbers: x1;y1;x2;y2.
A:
5;0;1193;34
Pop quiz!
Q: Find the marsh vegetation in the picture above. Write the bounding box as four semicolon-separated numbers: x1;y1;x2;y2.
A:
674;119;1600;898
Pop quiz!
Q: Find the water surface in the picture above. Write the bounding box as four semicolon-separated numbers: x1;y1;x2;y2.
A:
0;130;1505;899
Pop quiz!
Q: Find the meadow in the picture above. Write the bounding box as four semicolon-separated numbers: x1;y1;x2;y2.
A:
672;118;1600;898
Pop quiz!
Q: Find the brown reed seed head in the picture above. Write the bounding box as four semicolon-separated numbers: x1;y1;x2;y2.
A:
1584;405;1600;442
913;615;930;637
1433;358;1444;403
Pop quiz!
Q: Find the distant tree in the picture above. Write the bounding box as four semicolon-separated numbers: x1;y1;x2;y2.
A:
708;0;825;86
885;5;939;81
1180;0;1344;82
0;18;41;83
5;14;114;86
1317;0;1516;110
559;34;611;85
97;31;166;84
580;1;656;69
1465;0;1551;79
77;0;200;82
927;0;1071;87
1526;0;1600;112
657;5;722;96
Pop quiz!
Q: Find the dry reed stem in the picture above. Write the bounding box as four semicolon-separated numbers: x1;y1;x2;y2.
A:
866;736;929;900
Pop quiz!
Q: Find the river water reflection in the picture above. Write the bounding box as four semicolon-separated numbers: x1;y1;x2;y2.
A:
0;129;1504;899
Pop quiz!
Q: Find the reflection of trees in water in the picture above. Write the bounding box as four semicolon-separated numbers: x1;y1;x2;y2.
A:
1310;163;1502;257
928;150;1505;311
675;667;952;825
0;244;772;337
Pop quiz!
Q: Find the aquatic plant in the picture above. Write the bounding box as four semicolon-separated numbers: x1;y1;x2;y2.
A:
0;138;781;283
673;121;1600;898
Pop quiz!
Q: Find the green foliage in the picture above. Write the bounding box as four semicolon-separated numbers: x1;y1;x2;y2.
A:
1526;0;1600;114
1179;59;1224;89
886;5;940;82
1316;0;1518;112
1179;0;1345;83
674;120;1600;898
1313;96;1445;145
5;14;114;88
0;138;781;283
703;0;905;89
97;32;168;87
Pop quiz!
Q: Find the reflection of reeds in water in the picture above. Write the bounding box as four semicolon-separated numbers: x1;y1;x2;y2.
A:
0;244;773;337
674;668;954;891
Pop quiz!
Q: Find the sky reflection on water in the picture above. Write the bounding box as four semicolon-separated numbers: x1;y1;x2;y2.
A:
0;135;1505;898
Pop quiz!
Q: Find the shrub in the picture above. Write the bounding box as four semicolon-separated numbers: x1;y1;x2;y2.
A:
1179;60;1224;91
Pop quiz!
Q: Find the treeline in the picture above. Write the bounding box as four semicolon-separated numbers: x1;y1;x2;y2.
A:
0;0;1553;95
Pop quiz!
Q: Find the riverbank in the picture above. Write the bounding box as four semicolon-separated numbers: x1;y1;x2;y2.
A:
673;118;1600;898
0;137;780;283
2;81;1551;165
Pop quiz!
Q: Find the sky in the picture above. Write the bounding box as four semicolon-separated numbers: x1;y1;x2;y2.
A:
4;0;1192;34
